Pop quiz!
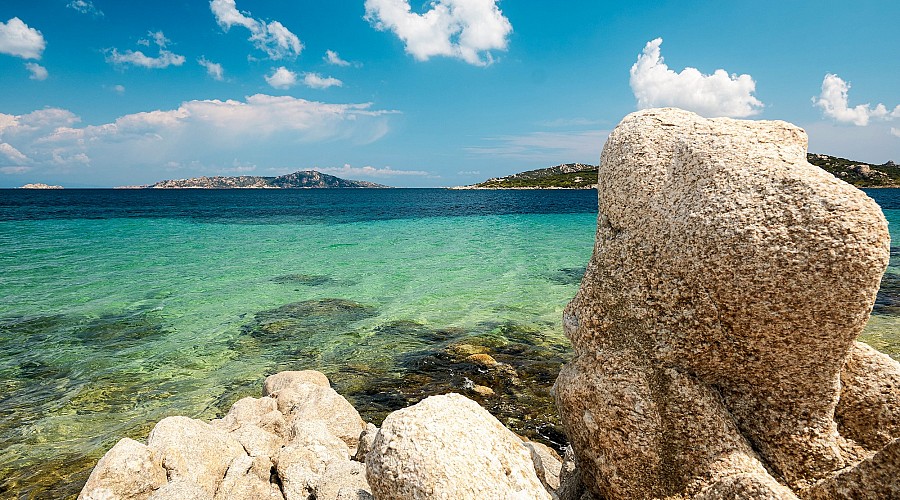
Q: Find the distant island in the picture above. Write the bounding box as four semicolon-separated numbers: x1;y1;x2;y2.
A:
146;170;388;189
20;183;64;189
456;154;899;189
455;163;598;189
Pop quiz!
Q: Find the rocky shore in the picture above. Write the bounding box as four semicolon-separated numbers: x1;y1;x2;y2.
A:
79;108;900;499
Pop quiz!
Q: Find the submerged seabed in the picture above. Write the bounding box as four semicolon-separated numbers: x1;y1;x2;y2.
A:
0;188;897;498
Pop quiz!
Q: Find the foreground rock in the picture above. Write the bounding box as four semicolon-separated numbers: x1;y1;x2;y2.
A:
80;372;562;500
554;107;898;499
80;371;370;500
366;394;551;499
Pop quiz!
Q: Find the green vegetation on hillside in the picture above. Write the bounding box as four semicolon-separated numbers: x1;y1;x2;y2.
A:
807;154;900;187
469;163;598;189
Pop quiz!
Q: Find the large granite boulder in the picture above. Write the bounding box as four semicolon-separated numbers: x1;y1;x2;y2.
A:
554;107;897;498
365;393;551;499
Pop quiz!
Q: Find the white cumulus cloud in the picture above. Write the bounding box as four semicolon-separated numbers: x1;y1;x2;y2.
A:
629;38;763;118
25;62;48;80
67;0;103;17
813;74;900;127
324;50;351;67
210;0;302;60
303;73;342;89
107;31;185;69
265;67;297;89
0;17;46;60
198;57;224;80
0;95;397;185
364;0;512;66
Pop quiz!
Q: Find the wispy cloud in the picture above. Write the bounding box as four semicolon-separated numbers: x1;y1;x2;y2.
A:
107;31;185;69
67;0;103;17
0;95;397;183
318;164;429;177
324;50;351;67
0;17;45;60
25;62;48;80
813;73;899;127
364;0;512;66
629;38;763;118
467;130;608;162
303;73;342;89
198;57;224;81
210;0;302;60
265;67;297;89
538;117;604;128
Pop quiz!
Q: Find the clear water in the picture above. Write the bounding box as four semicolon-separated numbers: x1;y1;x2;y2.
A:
0;188;897;498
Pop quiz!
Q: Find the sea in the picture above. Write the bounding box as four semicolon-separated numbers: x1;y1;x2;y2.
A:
1;188;898;498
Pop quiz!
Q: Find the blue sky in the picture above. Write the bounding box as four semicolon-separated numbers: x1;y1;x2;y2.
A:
0;0;897;187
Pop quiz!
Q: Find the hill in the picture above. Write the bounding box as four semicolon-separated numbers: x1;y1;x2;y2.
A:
806;154;900;188
457;155;899;190
150;170;388;189
457;163;598;189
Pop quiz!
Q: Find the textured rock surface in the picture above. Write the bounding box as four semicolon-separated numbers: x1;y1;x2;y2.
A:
366;393;551;499
78;438;167;500
275;383;366;449
147;416;246;496
263;370;331;395
554;108;895;499
80;370;374;500
836;341;900;450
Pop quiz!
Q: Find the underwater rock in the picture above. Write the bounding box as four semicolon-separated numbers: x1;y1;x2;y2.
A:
243;298;377;341
365;393;551;499
271;274;336;286
555;108;895;498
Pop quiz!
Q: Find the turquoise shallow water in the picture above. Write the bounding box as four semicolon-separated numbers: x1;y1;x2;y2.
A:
0;188;897;498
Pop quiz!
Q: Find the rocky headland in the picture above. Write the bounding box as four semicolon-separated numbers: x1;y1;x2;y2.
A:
79;108;899;499
454;163;598;189
150;170;387;189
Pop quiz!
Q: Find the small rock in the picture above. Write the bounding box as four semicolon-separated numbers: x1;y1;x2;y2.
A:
289;420;350;462
78;438;166;500
212;396;286;438
526;441;563;492
465;353;498;367
472;385;495;397
147;416;246;496
214;455;282;500
353;423;378;462
230;424;282;459
447;343;490;358
275;384;365;449
315;459;372;500
263;370;331;395
277;445;327;500
366;393;551;499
